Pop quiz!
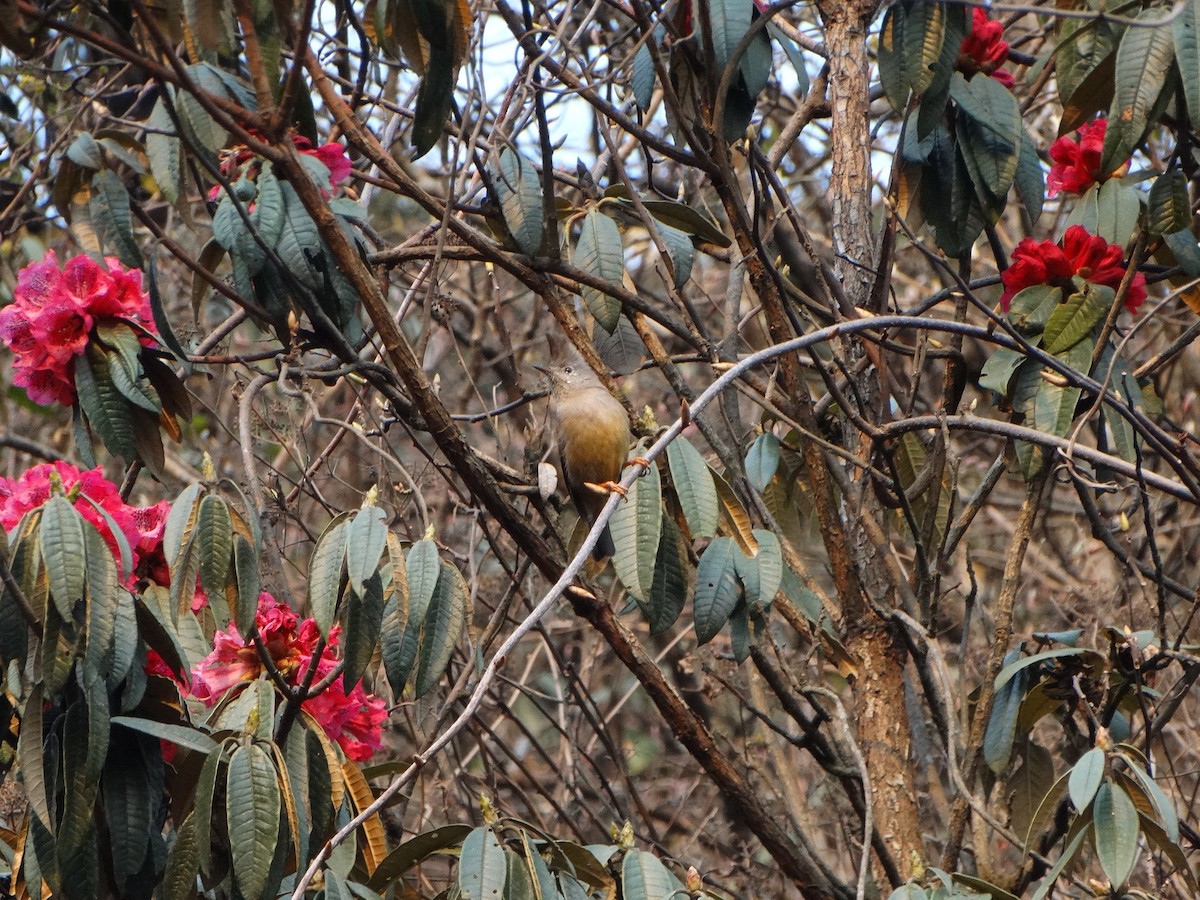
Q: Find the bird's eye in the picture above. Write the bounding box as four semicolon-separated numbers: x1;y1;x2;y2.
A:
563;366;573;375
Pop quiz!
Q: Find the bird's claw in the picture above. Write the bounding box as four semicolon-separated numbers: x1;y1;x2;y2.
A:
624;456;651;471
585;480;628;499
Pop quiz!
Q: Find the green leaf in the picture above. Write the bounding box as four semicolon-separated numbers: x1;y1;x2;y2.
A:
346;505;388;597
90;170;142;267
1175;0;1200;125
40;495;86;621
1015;127;1045;224
656;221;694;289
343;571;386;693
694;537;741;644
705;0;751;79
367;825;474;891
146;95;183;204
492;148;544;257
621;848;678;900
1092;179;1141;249
979;346;1026;397
920;123;985;258
390;539;441;691
1055;15;1118;105
110;716;219;754
75;345;138;460
67;132;103;169
83;530;120;688
1007;284;1062;335
632;39;657;112
162;811;201;900
666;437;719;538
196;494;233;602
459;826;507;900
769;22;810;99
414;561;467;697
575;208;625;333
983;648;1026;773
592;311;644;376
645;513;687;635
102;739;153;892
878;0;947;113
308;513;350;638
1123;761;1179;842
1092;779;1139;889
227;743;281;900
610;460;663;601
1147;171;1191;237
1102;8;1176;173
642;199;730;247
19;684;53;834
1042;284;1112;354
994;647;1092;693
1068;747;1106;810
1164;228;1200;276
412;46;456;158
952;73;1020;213
744;432;781;492
737;529;782;611
233;535;261;635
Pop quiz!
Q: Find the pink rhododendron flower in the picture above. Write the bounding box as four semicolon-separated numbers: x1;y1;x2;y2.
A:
959;8;1014;89
1047;120;1122;197
191;593;386;761
1001;224;1147;313
0;251;156;406
0;462;143;566
208;132;352;200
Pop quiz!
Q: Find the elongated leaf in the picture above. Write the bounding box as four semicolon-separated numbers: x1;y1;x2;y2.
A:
1069;747;1106;810
111;716;219;754
694;537;741;644
343;571;386;693
621;848;678;900
368;825;474;891
656;221;694;289
1092;779;1139;888
737;528;782;611
308;513;350;637
610;460;662;601
1042;284;1112;354
390;540;441;691
346;505;388;597
40;495;86;620
667;437;718;538
642;200;730;247
632;39;657;112
90;170;142;267
227;743;280;900
1015;127;1045;223
706;0;751;79
75;345;137;460
1102;8;1176;173
459;826;507;900
19;684;53;833
492;148;544;257
1123;761;1179;842
233;535;260;635
415;561;467;697
983;648;1026;773
878;0;947;112
1007;284;1062;335
102;738;152;892
574;208;625;333
646;513;687;635
744;431;781;491
1147;171;1190;237
146;94;183;204
196;494;233;602
1175;0;1200;125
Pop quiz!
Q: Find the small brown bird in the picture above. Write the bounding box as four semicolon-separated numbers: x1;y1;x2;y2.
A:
536;360;631;559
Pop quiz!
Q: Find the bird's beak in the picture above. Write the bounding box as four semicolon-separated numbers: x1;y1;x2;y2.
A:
532;364;548;375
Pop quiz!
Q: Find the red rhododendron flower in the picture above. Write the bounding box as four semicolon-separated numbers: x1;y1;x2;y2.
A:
959;8;1014;89
1047;119;1120;197
0;251;156;406
209;132;352;201
191;593;386;761
0;461;146;568
1001;224;1147;313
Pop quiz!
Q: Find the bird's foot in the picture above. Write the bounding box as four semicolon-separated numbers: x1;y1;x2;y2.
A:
584;480;628;499
624;456;651;471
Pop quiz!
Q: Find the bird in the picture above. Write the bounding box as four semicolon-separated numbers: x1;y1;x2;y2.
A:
535;360;631;559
